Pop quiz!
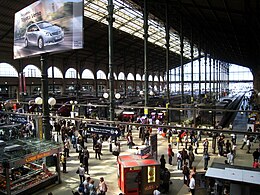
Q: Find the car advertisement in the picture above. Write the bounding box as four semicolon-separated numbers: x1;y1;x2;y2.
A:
14;0;83;59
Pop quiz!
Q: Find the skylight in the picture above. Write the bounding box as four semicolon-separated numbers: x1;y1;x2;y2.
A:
84;0;199;59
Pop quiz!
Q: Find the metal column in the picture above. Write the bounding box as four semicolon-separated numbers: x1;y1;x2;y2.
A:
204;52;207;95
190;29;194;102
143;0;149;108
198;44;201;102
209;55;212;100
107;0;115;121
180;16;184;104
165;3;170;123
213;58;216;100
40;54;51;140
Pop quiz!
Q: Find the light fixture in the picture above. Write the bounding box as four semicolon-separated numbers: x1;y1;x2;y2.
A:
48;97;56;106
149;91;154;96
103;92;109;99
115;93;121;99
35;97;43;105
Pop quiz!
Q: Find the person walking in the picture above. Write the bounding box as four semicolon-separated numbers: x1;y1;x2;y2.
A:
60;153;68;173
203;151;210;170
83;147;90;175
160;154;166;169
126;132;134;149
227;150;235;165
89;179;97;195
182;162;190;185
177;151;183;170
167;144;174;165
246;138;251;153
189;173;196;195
77;163;85;184
98;177;108;195
194;138;199;154
203;138;209;154
83;176;91;195
64;136;70;158
240;134;247;149
94;143;102;160
188;150;195;169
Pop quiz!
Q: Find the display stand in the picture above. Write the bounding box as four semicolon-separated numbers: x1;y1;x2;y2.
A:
0;138;62;195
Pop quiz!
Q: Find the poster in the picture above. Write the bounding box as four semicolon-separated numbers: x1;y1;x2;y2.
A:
14;0;83;59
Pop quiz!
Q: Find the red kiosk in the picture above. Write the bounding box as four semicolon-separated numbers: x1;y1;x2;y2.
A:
117;154;160;195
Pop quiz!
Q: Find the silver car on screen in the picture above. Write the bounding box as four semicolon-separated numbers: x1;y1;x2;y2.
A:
24;21;64;49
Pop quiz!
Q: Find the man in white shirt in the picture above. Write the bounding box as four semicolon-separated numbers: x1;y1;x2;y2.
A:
189;174;195;195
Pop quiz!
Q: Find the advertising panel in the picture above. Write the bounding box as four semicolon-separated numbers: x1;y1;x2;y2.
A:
14;0;83;59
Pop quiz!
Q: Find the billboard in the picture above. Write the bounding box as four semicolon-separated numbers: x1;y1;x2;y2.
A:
14;0;83;59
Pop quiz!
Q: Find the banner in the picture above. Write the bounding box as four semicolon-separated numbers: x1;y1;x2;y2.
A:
14;0;83;59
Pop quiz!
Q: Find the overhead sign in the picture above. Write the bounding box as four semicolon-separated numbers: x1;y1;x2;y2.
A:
8;114;27;124
14;0;83;59
86;124;120;137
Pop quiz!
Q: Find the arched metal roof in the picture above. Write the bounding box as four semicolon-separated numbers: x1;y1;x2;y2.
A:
131;0;260;70
1;0;258;73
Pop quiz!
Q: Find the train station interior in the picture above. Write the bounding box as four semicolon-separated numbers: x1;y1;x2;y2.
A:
0;0;260;195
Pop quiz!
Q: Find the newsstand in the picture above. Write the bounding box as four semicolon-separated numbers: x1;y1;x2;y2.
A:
0;138;62;195
117;155;160;195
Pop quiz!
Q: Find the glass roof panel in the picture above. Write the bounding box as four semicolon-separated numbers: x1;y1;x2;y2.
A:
84;0;198;59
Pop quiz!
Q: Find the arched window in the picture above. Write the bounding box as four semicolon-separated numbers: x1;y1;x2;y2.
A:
65;68;79;78
160;76;164;82
47;66;63;78
154;75;159;81
127;73;134;80
82;69;94;79
23;64;41;77
148;75;153;81
118;72;125;80
136;74;141;81
97;70;106;79
0;63;18;77
108;72;117;80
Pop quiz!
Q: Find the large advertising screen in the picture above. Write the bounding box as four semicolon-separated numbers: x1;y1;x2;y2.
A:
14;0;83;59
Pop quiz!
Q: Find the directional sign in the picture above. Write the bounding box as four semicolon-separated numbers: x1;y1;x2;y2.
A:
8;113;27;124
86;124;120;137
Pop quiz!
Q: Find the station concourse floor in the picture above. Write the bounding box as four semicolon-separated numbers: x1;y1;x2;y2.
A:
33;111;257;195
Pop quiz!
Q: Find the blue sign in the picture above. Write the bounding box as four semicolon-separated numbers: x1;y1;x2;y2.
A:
8;114;27;124
86;124;120;137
